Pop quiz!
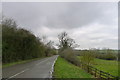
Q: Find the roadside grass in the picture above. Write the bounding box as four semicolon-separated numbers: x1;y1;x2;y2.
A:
3;57;45;68
78;56;118;76
54;56;93;78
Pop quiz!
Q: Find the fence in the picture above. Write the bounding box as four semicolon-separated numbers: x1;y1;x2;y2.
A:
80;62;119;80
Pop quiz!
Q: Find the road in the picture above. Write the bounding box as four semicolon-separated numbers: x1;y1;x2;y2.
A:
2;55;58;79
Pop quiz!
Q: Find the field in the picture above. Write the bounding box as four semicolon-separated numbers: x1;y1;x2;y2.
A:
78;56;118;76
93;58;118;76
54;56;93;78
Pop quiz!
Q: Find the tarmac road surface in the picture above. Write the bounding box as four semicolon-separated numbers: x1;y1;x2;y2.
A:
2;55;58;79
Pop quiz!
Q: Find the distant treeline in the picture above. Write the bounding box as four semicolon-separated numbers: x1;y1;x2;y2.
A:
2;18;57;64
75;49;118;60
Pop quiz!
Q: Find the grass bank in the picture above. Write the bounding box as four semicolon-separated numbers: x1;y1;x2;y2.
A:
3;57;45;68
78;56;118;76
54;56;93;78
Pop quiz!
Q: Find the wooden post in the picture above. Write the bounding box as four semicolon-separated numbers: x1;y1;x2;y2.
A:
88;65;89;73
81;64;82;68
100;71;101;78
95;68;96;77
89;66;91;74
107;74;110;80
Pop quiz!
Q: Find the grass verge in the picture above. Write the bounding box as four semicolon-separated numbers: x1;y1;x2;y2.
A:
53;56;93;78
3;57;45;68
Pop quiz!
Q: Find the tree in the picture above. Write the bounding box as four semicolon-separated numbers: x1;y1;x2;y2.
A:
2;17;56;63
57;32;80;66
80;50;95;65
58;32;78;51
2;17;17;28
45;40;55;56
46;40;54;49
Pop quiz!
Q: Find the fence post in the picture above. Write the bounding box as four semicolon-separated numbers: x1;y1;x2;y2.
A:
95;68;96;77
89;66;91;74
84;64;85;70
81;64;82;68
87;65;89;73
99;71;101;78
80;62;119;80
107;74;110;80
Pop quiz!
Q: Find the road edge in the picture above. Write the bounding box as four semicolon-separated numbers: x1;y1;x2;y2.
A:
50;55;59;78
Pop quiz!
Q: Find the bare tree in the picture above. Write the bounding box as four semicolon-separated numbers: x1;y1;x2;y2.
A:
58;32;79;51
2;17;17;28
46;40;54;49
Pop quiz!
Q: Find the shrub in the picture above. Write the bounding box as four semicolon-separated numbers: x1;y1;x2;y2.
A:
95;50;117;60
59;48;80;66
80;50;95;65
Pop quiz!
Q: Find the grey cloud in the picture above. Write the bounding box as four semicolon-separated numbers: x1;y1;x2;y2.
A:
2;2;118;49
3;2;117;29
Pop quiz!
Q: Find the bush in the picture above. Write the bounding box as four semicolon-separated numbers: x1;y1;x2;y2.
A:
95;50;117;60
78;50;117;60
80;50;95;65
97;53;117;60
59;48;80;66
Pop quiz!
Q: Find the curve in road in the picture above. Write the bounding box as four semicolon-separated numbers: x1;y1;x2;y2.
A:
2;55;58;79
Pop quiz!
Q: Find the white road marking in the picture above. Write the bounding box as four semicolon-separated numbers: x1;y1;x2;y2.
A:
35;58;49;66
49;55;59;78
5;55;58;79
6;68;29;80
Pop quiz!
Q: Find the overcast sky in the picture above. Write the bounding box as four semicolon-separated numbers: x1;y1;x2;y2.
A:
2;2;118;49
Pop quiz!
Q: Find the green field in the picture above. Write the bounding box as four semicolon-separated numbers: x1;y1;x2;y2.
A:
78;56;118;76
93;58;118;76
54;56;93;78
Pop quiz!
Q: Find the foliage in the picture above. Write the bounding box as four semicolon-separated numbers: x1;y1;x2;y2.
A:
58;32;80;66
45;40;57;56
2;18;56;64
76;49;117;60
95;49;117;60
54;56;92;78
80;50;95;65
60;48;80;66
